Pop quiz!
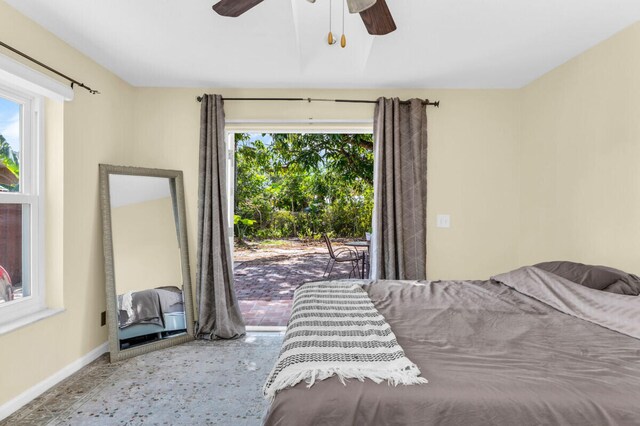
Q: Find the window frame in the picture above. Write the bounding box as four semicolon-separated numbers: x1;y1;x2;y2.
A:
0;81;45;324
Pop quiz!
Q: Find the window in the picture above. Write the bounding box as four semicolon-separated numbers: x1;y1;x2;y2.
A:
0;83;44;323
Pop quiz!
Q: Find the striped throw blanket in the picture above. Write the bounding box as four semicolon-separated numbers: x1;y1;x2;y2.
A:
263;281;427;400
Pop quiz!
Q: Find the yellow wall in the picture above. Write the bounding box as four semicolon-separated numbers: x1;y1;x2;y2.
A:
112;197;182;294
2;0;640;413
131;88;522;281
0;0;134;406
519;22;640;274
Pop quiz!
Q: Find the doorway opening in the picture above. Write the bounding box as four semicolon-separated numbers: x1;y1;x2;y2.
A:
228;131;373;327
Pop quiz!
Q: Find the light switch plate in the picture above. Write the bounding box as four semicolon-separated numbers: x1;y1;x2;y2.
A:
436;214;451;228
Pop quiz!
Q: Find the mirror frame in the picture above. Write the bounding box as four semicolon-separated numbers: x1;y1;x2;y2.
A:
99;164;195;362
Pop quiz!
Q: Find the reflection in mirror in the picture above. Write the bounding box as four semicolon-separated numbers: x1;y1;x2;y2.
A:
100;165;194;362
110;175;185;349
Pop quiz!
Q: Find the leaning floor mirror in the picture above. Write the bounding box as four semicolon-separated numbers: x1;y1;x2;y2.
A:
99;165;195;362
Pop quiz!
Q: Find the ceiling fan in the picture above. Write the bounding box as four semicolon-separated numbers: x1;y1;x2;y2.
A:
212;0;397;36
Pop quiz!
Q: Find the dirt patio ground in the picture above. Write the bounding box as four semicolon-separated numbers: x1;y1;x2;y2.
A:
234;239;365;327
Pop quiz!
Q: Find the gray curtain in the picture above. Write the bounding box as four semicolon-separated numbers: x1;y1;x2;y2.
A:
196;94;246;340
370;98;428;280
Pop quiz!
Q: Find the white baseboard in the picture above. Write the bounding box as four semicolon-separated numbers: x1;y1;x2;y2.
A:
0;341;108;421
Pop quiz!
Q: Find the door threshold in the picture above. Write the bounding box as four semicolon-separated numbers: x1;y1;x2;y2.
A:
246;325;286;332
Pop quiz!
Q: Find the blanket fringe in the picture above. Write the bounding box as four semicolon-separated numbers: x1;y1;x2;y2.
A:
263;282;429;401
264;366;428;401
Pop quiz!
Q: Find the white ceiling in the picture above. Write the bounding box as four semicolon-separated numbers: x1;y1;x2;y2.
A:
6;0;640;88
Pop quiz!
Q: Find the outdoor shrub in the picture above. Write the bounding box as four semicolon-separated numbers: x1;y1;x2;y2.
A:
270;210;296;237
234;133;373;241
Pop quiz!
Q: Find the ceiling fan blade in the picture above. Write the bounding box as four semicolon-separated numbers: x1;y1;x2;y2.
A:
347;0;377;14
212;0;265;17
359;0;396;35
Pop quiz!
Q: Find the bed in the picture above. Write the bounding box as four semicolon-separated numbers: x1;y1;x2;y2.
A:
116;286;186;347
263;262;640;425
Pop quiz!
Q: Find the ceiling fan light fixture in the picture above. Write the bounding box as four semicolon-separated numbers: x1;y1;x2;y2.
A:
212;0;396;37
346;0;377;14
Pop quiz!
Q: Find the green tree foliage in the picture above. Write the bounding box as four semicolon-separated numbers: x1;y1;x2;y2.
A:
233;214;256;242
234;133;373;240
0;133;20;192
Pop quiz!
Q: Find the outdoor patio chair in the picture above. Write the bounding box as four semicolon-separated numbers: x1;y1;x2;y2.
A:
322;234;364;279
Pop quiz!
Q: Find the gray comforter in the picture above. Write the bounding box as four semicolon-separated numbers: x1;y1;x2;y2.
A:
264;268;640;425
117;286;184;329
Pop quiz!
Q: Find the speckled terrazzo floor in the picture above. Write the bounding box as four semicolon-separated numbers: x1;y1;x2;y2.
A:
2;332;284;426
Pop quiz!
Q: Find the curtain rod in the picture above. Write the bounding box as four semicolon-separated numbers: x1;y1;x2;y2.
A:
0;40;100;95
196;96;440;107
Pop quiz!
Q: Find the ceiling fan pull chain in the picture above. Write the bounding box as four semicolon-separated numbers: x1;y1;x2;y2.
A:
341;0;347;48
328;0;336;45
